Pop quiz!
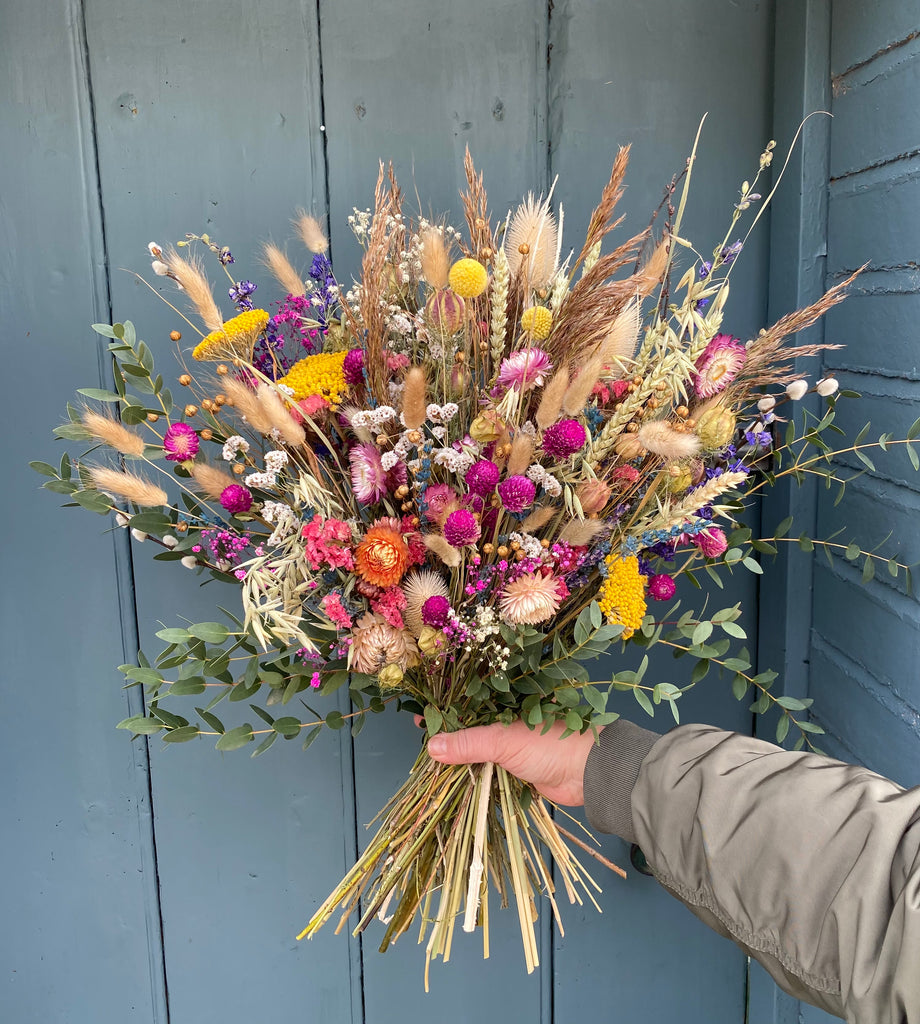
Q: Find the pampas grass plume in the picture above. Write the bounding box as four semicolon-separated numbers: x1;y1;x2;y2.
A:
223;377;274;435
637;420;701;460
163;248;223;332
536;366;570;429
558;519;607;546
295;211;328;253
507;433;534;476
562;354;605;416
521;505;556;532
424;533;461;568
81;409;145;457
190;462;237;499
262;242;305;297
402;366;427;429
256;384;306;446
90;466;168;508
419;226;450;289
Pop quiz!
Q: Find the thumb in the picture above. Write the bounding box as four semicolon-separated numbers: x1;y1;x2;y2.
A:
428;724;508;765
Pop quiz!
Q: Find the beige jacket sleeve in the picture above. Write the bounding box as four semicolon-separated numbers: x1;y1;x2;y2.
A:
583;721;920;1023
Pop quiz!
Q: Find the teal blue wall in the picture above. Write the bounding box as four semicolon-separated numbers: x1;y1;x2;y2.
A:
3;2;917;1022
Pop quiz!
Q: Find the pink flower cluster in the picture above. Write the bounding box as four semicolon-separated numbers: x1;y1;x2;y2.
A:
320;592;353;630
371;587;407;629
301;515;355;571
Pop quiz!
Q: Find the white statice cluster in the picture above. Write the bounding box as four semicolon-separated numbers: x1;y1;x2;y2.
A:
526;463;562;497
425;403;459;424
260;501;298;546
222;435;250;461
463;605;512;672
350;406;398;431
432;446;474;475
264;450;289;474
245;471;277;489
380;451;400;471
509;531;544;560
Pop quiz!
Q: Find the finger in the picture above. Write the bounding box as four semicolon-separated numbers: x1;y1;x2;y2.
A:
413;714;424;728
428;723;509;765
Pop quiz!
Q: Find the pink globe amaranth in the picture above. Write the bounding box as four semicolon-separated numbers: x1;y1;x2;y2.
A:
421;595;451;628
163;421;200;462
443;508;480;547
343;348;365;385
465;459;500;497
497;475;537;513
647;574;676;601
694;527;728;558
220;484;253;514
541;418;588;459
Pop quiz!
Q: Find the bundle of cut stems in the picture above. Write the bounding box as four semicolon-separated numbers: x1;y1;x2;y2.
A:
298;745;624;986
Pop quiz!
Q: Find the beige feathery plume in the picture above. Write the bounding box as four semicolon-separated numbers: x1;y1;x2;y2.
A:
81;409;145;457
223;377;274;435
424;533;461;568
633;238;669;298
536;366;570;430
558;519;608;546
505;192;559;288
637;421;701;460
521;505;557;532
419;226;450;289
190;462;237;500
162;248;223;332
256;385;306;446
89;466;168;507
294;210;328;253
401;366;427;429
598;299;641;368
562;354;605;417
262;242;305;297
507;433;534;476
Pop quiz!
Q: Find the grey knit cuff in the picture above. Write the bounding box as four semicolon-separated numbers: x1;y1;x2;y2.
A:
583;719;661;843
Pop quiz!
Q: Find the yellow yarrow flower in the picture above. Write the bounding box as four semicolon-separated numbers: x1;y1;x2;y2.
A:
598;554;647;639
192;309;270;361
448;258;488;299
277;350;349;405
520;305;553;340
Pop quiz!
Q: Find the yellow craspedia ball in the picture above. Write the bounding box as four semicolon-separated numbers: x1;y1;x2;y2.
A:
448;258;488;299
520;305;552;340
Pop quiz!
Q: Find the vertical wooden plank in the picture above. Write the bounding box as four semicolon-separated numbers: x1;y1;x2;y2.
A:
548;2;773;1021
80;2;362;1020
0;1;166;1020
319;1;555;1016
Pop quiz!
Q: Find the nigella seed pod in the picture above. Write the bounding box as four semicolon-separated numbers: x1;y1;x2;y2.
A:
425;288;466;337
695;406;736;451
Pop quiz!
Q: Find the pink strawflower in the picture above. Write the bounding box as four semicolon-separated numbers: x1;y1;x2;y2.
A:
163;422;199;462
343;348;365;385
499;571;563;625
541;419;587;459
497;475;536;513
349;442;388;503
371;587;408;630
497;348;552;391
320;592;353;631
443;508;480;547
647;574;676;601
423;483;459;524
421;595;451;628
220;484;253;514
694;527;729;558
465;459;500;497
693;334;747;398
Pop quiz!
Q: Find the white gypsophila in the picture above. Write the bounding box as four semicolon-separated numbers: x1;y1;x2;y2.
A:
277;383;295;397
433;448;474;474
245;471;277;489
389;312;413;335
510;532;543;560
265;450;289;473
380;452;400;471
222;435;251;461
269;428;283;442
428;339;445;360
520;419;536;436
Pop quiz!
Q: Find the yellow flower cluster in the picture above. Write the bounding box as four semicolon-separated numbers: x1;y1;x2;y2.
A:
520;305;553;340
448;258;488;298
277;349;349;404
598;554;647;639
192;309;270;361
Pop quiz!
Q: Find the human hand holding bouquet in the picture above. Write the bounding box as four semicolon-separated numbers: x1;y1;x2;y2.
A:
35;130;919;980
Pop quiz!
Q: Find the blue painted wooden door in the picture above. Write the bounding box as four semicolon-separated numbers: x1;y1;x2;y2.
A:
6;2;917;1022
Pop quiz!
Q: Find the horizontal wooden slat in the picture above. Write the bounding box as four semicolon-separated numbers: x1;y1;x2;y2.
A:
824;293;920;378
831;0;919;77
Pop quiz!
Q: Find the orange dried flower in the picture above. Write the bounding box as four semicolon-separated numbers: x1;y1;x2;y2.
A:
354;523;410;587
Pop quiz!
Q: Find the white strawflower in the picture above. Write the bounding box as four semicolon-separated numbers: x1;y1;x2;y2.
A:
786;380;809;401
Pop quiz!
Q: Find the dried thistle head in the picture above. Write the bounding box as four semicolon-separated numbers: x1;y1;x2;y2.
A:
419;226;450;289
294;210;328;253
162;248;223;332
81;409;145;457
262;242;305;297
190;462;237;500
505;192;559;289
89;466;168;508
